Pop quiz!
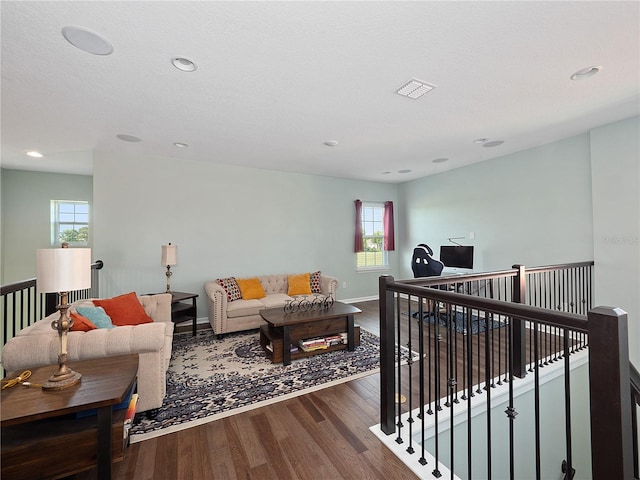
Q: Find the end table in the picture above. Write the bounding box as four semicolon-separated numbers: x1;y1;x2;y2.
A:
168;291;199;336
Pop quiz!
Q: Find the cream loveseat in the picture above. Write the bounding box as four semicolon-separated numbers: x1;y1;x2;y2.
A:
204;272;338;337
1;293;173;413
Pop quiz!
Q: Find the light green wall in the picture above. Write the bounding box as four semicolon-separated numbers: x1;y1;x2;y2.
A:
2;117;637;362
397;134;594;277
590;116;640;367
0;169;93;284
92;151;399;315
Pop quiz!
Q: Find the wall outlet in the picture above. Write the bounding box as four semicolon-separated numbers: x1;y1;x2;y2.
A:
469;231;476;240
342;282;347;289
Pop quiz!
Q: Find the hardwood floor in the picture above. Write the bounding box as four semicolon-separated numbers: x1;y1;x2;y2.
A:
75;300;419;480
74;299;569;479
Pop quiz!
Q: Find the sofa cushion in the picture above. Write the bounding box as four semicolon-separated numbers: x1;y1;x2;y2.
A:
216;277;242;302
227;299;265;318
260;293;293;308
70;311;97;332
310;270;322;293
75;306;114;329
93;291;153;326
288;273;312;296
236;277;266;300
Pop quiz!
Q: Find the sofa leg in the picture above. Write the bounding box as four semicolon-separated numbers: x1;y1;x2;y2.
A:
217;333;224;340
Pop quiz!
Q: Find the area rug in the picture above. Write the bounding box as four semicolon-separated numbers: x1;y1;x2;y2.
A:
403;310;505;335
130;328;406;442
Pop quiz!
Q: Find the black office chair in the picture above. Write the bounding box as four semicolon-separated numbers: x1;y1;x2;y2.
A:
411;244;444;319
411;244;444;278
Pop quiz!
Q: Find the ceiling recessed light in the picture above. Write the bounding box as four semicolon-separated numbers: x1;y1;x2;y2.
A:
26;151;43;158
324;140;338;147
395;78;437;99
398;169;412;174
570;65;601;81
62;26;114;55
171;57;197;72
473;138;488;144
116;134;141;143
432;158;448;163
483;140;504;148
174;142;189;148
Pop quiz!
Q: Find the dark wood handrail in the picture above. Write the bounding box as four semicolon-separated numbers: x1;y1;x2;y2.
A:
384;277;588;332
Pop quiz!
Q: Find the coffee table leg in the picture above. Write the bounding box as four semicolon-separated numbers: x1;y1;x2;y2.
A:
283;325;291;365
347;314;355;351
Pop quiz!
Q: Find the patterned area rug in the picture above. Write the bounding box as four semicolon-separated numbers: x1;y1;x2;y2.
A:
130;328;392;442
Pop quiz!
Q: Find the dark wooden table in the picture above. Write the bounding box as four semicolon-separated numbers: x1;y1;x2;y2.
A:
260;301;361;365
1;354;139;480
169;291;199;335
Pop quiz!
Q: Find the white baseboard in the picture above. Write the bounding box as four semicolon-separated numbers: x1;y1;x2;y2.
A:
341;295;378;304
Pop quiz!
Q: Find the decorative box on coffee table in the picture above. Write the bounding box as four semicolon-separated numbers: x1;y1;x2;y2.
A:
259;301;361;365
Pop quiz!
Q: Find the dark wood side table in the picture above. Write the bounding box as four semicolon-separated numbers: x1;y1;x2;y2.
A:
169;291;199;336
1;354;138;480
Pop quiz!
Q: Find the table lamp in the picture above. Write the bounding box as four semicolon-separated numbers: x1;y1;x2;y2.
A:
161;243;177;293
36;245;92;390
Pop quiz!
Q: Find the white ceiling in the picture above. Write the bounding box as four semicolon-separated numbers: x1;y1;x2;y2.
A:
1;1;639;183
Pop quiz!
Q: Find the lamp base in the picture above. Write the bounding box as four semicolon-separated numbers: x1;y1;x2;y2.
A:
42;368;82;391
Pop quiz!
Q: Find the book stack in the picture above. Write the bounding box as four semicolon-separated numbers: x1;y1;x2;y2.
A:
123;393;138;447
298;337;328;352
325;334;344;347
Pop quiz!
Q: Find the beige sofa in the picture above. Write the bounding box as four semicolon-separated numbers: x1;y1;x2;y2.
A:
204;273;338;337
1;294;173;413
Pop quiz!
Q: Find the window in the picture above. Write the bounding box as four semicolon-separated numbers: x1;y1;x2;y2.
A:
51;200;89;246
357;203;388;270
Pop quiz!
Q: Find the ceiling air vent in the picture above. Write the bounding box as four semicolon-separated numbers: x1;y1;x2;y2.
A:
395;78;437;99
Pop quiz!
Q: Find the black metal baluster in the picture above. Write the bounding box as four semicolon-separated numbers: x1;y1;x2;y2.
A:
395;294;404;444
467;305;473;479
406;296;415;454
534;321;541;480
562;327;575;480
427;295;434;416
418;296;428;467
485;308;492;478
506;317;518;480
433;301;442;478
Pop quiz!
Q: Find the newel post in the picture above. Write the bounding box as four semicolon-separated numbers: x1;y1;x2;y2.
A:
511;264;527;379
588;306;633;480
379;275;396;435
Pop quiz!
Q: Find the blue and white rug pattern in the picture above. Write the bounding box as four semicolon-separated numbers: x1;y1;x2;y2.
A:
130;328;385;442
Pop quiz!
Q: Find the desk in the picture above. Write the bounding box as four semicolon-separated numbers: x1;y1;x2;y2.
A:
1;354;138;480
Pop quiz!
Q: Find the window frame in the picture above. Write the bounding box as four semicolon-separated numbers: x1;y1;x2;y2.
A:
356;202;389;272
50;200;90;247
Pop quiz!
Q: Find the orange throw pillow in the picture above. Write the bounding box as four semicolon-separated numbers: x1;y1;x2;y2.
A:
70;311;97;332
93;291;153;326
288;273;312;296
235;277;266;300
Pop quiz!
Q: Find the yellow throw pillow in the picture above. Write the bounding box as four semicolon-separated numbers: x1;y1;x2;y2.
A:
288;273;312;296
236;277;266;300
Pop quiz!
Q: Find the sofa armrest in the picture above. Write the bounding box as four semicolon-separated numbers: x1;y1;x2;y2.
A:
204;280;228;335
320;275;339;298
139;293;172;324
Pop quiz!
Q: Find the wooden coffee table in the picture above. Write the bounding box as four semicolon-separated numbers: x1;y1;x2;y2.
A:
1;354;138;480
259;301;362;365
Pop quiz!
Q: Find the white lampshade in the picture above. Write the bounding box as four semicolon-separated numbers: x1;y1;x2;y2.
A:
161;244;177;266
36;248;92;293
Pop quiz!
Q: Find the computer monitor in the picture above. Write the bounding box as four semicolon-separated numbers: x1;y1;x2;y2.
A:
439;245;474;269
